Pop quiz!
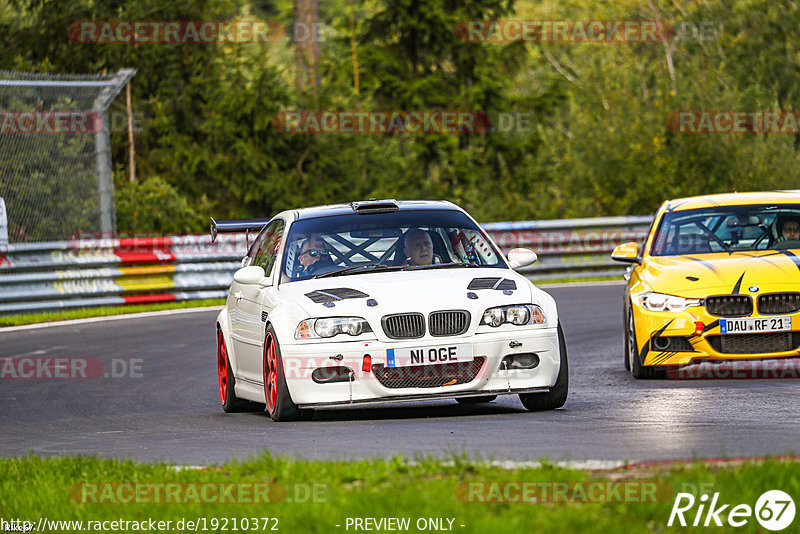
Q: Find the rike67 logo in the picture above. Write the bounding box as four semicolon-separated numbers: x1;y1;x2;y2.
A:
668;490;795;531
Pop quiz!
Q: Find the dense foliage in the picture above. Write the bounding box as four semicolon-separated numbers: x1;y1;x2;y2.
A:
1;0;799;233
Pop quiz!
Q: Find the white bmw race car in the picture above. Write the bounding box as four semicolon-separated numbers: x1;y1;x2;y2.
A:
213;199;568;421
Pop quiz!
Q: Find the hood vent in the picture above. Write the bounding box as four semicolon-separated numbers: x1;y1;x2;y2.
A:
467;277;516;291
305;288;369;303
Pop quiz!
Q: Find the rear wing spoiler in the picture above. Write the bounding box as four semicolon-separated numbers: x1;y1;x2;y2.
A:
210;217;269;243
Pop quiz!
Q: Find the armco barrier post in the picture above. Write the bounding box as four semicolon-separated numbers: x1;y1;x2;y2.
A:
0;197;7;245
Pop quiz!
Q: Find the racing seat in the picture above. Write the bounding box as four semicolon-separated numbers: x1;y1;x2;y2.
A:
389;233;407;266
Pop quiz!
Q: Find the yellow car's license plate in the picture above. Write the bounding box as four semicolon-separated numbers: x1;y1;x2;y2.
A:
720;317;792;334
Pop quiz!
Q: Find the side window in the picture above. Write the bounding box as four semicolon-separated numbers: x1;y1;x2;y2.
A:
252;220;285;276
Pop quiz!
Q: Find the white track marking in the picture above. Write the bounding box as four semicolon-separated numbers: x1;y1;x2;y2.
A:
0;306;224;333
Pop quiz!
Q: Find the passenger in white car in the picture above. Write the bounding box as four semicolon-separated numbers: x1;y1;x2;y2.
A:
403;228;434;266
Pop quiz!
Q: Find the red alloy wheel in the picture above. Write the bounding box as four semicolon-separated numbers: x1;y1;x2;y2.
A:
217;330;228;404
264;332;278;414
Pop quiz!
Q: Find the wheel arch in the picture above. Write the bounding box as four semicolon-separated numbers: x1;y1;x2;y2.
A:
262;320;306;402
216;307;240;376
530;284;559;326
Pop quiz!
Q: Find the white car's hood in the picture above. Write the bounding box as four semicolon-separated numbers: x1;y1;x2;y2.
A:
276;267;556;341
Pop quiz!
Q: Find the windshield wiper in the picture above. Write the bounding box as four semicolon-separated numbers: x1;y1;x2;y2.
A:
314;264;403;279
402;262;482;271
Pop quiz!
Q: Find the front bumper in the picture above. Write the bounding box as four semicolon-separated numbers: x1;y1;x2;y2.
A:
633;304;800;366
280;327;561;407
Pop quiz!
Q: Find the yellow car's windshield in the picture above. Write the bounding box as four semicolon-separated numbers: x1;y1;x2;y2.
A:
651;204;800;255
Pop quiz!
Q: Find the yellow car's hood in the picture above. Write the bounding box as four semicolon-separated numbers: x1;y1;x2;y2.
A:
640;250;800;297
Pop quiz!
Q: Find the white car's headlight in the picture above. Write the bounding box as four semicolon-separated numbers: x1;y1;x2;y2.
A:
295;317;372;339
640;292;702;312
480;305;545;327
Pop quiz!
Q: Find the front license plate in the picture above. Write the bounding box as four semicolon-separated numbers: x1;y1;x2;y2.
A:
720;317;792;334
386;344;473;368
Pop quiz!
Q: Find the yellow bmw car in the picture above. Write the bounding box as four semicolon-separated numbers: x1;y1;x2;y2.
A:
611;191;800;378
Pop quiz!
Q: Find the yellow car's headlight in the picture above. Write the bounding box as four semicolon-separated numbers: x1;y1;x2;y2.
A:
640;292;702;313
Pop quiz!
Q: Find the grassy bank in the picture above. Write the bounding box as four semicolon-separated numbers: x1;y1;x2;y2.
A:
1;454;797;533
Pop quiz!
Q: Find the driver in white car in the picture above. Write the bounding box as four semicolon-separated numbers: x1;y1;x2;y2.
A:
297;236;333;276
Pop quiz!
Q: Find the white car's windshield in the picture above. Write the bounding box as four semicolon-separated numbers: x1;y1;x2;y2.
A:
651;204;800;256
281;209;505;282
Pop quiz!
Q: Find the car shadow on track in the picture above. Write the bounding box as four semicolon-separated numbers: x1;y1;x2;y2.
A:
255;400;530;422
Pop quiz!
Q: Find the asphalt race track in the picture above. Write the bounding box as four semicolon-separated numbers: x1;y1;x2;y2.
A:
2;283;799;465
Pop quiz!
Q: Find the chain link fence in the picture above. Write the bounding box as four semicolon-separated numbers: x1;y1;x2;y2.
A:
0;69;135;243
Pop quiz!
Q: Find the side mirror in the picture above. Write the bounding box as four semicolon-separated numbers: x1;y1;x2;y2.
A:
507;248;538;269
233;265;268;285
611;242;641;264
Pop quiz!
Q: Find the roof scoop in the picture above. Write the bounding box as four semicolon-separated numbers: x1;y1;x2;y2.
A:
350;199;399;214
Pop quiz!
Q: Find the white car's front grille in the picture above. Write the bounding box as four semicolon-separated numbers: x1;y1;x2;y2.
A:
382;313;425;339
429;310;470;337
382;310;471;338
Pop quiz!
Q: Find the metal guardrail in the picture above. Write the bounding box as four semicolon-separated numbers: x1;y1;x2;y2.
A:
0;216;654;314
0;235;248;314
483;215;653;280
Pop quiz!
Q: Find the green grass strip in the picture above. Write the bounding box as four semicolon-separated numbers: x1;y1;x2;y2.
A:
0;454;798;533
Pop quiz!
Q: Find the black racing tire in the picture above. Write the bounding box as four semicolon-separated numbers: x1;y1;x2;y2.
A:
263;324;309;422
217;328;265;413
623;302;631;371
519;322;569;411
627;302;664;379
456;395;498;405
